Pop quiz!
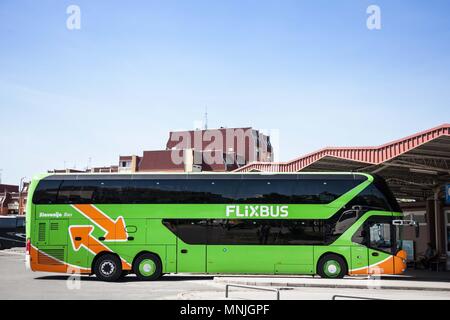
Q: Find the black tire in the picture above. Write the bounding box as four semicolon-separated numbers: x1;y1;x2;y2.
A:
133;253;162;281
317;254;348;279
93;254;122;282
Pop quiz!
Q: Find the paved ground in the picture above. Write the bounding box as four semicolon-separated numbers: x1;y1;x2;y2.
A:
1;250;449;300
214;274;450;291
0;250;215;300
182;287;450;300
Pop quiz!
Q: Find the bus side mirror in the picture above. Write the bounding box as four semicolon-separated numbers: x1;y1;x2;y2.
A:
415;223;420;238
393;220;416;226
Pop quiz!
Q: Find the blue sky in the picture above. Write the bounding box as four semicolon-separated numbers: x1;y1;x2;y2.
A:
1;0;449;184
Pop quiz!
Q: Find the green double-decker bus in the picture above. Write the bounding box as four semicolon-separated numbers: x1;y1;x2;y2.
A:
26;172;408;281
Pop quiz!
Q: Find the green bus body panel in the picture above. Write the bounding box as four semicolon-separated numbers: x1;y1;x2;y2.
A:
26;173;403;276
146;219;176;245
351;246;369;271
207;245;314;274
26;176;43;242
177;241;206;273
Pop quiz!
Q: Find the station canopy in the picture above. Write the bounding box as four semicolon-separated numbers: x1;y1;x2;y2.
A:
236;124;450;201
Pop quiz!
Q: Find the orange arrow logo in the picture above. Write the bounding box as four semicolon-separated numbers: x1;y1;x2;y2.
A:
69;225;131;269
72;204;128;241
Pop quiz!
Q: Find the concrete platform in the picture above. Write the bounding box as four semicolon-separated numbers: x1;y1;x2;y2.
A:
214;273;450;292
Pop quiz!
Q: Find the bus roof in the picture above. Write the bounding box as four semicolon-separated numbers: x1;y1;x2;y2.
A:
37;172;372;181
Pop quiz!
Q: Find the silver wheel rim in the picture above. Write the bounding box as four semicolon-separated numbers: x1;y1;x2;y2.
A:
100;261;115;276
143;264;152;273
328;265;338;274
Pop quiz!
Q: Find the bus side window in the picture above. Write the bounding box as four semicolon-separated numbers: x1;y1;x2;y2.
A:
56;180;98;204
351;217;394;253
162;219;208;244
369;222;392;251
33;180;62;204
93;180;129;204
335;210;358;234
235;179;296;204
351;184;390;210
56;180;74;204
351;224;367;245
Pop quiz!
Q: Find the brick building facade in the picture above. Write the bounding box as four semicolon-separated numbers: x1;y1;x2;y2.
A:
119;127;273;173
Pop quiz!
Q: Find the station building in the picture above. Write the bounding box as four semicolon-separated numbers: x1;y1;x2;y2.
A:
236;124;450;270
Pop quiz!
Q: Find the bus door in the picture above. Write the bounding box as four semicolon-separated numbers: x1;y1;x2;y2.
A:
367;217;395;275
350;245;369;275
175;220;207;273
342;210;369;275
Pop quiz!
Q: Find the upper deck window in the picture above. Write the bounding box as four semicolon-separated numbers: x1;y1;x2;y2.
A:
33;176;365;205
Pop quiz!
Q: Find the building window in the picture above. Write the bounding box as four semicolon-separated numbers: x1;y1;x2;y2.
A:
121;161;131;168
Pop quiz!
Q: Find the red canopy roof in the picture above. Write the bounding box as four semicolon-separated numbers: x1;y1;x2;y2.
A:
236;124;450;173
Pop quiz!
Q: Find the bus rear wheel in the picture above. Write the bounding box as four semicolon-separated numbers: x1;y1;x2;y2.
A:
133;253;162;281
317;254;347;279
94;254;122;282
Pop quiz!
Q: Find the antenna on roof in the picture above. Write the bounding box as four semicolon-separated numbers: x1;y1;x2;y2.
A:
204;106;208;130
0;169;3;184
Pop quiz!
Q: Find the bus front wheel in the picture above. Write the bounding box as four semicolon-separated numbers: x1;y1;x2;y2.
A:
133;253;162;281
317;254;347;279
93;254;123;282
